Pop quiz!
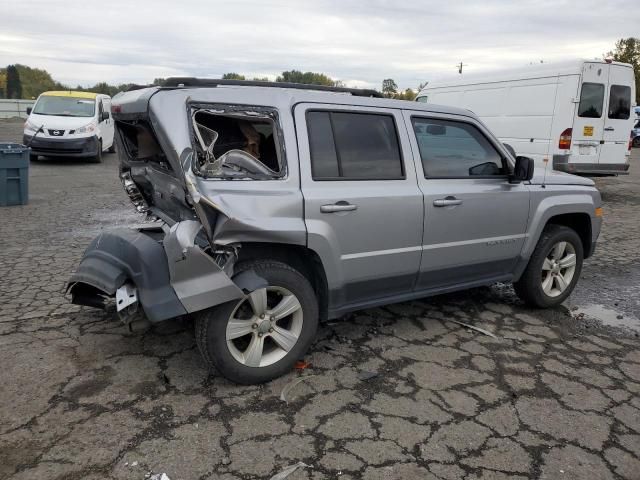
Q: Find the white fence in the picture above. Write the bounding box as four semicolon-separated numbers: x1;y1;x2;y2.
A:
0;99;35;119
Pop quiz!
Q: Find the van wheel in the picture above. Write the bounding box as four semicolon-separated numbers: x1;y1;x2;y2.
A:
633;137;640;148
195;260;319;384
90;140;103;163
514;225;583;308
108;143;116;153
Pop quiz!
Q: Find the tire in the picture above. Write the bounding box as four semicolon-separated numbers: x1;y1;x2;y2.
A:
633;137;640;148
107;143;116;154
29;154;38;162
514;224;583;308
195;260;319;384
90;140;103;163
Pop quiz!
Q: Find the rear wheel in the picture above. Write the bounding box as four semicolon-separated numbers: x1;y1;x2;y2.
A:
29;154;38;161
514;225;583;308
195;260;318;384
107;143;116;153
633;136;640;148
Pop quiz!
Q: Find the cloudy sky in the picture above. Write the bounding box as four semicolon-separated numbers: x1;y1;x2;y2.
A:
1;0;635;90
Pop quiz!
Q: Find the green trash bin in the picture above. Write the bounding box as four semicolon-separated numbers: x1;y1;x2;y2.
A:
0;143;30;206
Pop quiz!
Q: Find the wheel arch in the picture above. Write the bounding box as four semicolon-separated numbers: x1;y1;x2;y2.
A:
236;242;329;321
545;212;592;258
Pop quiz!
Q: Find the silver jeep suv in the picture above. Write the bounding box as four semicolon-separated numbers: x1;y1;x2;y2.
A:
68;79;603;384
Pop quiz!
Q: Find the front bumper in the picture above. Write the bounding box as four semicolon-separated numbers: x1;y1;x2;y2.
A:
23;134;99;158
67;221;250;323
553;155;630;176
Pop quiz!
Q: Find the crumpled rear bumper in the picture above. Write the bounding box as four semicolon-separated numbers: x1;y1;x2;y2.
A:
67;221;249;323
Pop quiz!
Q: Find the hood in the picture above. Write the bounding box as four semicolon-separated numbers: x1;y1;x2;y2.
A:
530;168;595;186
27;113;95;130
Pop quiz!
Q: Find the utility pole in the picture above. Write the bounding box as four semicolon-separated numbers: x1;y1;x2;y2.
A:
456;61;467;74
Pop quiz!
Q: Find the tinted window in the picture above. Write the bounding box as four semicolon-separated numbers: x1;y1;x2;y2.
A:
412;118;506;178
307;111;404;180
578;83;604;118
608;85;631;119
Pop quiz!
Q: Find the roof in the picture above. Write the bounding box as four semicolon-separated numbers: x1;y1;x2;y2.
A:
420;59;634;92
40;91;99;99
113;83;472;119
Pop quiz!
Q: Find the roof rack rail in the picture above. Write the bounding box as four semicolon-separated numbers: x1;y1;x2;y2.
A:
162;77;384;98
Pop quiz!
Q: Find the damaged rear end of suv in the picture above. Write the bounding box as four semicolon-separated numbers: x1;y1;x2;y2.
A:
67;81;319;384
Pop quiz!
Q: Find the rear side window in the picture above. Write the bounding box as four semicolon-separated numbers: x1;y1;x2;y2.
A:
411;117;506;178
307;111;404;180
608;85;631;119
578;83;604;118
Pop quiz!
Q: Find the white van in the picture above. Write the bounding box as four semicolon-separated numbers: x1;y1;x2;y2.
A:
417;60;636;176
23;91;115;163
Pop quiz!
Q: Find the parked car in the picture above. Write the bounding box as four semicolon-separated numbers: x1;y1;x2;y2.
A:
23;91;115;162
632;118;640;148
417;59;636;176
67;80;603;384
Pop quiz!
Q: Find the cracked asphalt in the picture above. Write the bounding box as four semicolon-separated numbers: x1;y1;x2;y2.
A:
1;118;639;480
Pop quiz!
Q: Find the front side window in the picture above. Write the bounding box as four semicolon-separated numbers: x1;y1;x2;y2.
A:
608;85;631;120
412;117;506;178
33;96;96;117
578;83;604;118
307;111;404;180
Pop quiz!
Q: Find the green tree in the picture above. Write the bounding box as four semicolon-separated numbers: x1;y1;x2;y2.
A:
607;37;640;104
0;70;6;98
276;70;337;86
6;65;22;99
381;78;398;98
222;72;246;80
152;78;166;86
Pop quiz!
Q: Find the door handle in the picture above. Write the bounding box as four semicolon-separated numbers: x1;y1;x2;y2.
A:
433;197;463;207
604;127;615;132
320;202;357;213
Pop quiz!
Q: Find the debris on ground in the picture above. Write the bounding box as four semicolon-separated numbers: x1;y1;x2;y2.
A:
357;370;379;381
294;360;312;370
269;462;309;480
280;376;314;404
149;473;171;480
447;319;498;338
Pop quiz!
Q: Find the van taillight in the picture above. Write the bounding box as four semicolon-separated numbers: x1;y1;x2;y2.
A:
559;128;572;150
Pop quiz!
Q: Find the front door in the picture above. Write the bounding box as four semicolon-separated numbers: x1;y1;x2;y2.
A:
572;62;608;167
600;64;635;168
403;111;530;290
295;104;423;308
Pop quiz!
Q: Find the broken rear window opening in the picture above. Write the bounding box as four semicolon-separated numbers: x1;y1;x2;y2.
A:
190;105;285;179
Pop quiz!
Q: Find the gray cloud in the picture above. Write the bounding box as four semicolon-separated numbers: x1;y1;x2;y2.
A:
0;0;635;89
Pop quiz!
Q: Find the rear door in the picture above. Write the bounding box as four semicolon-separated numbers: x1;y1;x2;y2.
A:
295;103;423;308
600;64;635;168
572;62;607;166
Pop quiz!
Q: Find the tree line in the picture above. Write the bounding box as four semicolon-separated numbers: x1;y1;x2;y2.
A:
1;38;637;103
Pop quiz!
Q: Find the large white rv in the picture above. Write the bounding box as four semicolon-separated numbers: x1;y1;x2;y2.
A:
417;60;636;176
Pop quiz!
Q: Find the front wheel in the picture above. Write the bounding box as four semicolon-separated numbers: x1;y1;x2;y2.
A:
514;225;584;308
195;260;319;384
90;139;102;163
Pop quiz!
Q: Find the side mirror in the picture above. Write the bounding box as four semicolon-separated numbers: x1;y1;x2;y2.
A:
510;156;534;183
26;107;32;115
100;111;110;122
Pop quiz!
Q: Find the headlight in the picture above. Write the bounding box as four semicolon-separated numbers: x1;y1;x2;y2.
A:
24;120;39;133
75;122;97;134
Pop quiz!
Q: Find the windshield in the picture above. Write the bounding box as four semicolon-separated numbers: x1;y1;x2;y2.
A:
33;96;96;117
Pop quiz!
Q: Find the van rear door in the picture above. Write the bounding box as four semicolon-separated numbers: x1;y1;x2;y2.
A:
600;64;635;170
571;62;607;167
